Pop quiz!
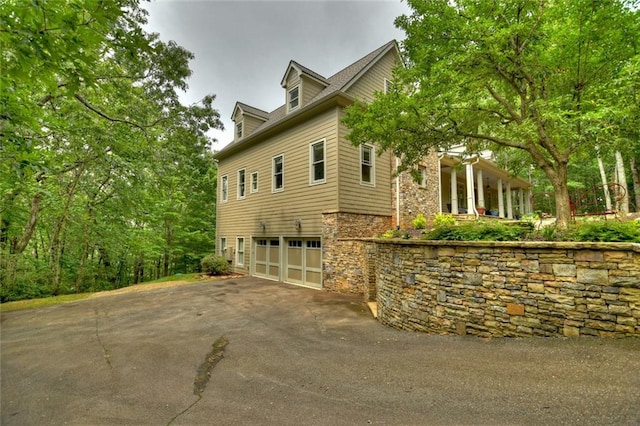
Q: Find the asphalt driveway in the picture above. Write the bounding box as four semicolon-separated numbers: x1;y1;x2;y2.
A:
1;276;639;425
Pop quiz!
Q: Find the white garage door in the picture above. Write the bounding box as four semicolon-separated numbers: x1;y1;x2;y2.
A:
285;238;322;289
254;239;280;281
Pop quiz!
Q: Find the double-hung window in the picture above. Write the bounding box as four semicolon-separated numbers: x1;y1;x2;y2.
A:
237;169;246;199
219;237;227;256
273;154;284;192
419;166;428;188
288;86;299;111
221;175;228;202
384;78;392;94
250;171;259;193
310;139;326;184
360;144;375;186
236;237;245;267
236;121;243;139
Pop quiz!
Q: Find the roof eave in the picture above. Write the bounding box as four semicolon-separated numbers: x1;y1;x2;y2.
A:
341;41;401;92
214;92;353;161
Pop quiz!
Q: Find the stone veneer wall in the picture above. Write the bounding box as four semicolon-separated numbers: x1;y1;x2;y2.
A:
392;151;441;230
322;212;391;293
374;239;640;338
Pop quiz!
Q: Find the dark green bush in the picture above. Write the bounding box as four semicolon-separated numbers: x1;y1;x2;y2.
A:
200;254;232;275
424;221;532;241
565;220;640;243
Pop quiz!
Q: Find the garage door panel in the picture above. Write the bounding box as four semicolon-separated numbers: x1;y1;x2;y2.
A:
254;239;280;281
284;238;322;289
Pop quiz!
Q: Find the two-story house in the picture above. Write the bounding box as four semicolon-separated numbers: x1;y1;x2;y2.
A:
214;40;532;294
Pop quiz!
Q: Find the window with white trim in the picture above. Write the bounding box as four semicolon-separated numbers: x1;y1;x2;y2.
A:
219;237;227;256
288;86;299;111
237;169;246;199
221;175;228;202
384;78;392;94
360;144;375;186
235;121;243;139
419;166;428;188
236;237;245;266
273;154;284;192
250;171;259;193
309;139;326;184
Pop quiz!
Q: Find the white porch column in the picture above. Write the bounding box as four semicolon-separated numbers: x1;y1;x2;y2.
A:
506;181;513;219
526;188;533;214
450;168;458;214
466;163;476;214
518;188;524;217
497;178;505;218
476;169;485;209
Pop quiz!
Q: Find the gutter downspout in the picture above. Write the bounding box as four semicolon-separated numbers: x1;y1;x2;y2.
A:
396;157;401;229
437;152;444;213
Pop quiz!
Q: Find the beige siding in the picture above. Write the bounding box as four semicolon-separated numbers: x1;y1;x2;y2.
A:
301;77;326;107
243;115;266;136
345;50;398;103
216;108;340;272
337;111;393;215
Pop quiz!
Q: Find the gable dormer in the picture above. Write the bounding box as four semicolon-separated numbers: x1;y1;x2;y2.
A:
281;61;329;114
231;102;269;142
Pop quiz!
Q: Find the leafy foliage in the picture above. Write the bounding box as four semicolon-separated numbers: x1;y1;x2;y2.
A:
200;254;232;276
1;1;223;301
424;221;532;241
433;213;456;227
412;213;427;229
343;0;640;229
565;220;640;243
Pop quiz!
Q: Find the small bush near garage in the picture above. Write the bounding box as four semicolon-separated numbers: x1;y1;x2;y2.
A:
200;254;231;275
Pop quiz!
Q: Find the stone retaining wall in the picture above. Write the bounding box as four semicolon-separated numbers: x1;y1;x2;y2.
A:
322;213;390;293
373;240;640;337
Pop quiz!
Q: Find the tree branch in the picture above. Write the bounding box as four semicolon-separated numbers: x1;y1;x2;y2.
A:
73;94;161;132
485;84;523;124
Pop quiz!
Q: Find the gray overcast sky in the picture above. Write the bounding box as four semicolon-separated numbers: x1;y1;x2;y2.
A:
143;0;410;150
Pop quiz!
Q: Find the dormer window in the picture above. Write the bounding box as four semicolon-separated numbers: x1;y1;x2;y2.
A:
288;86;299;111
236;121;243;139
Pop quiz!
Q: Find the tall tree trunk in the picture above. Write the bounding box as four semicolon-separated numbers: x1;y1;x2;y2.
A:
615;151;629;215
49;168;84;294
631;157;640;212
11;192;43;254
596;146;612;211
551;171;572;230
163;219;172;277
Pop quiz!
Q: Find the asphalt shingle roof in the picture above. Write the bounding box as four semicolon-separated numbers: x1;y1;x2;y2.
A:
218;40;397;154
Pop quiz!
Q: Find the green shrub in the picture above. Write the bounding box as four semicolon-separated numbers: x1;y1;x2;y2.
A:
380;229;404;239
200;254;232;275
565;220;640;243
433;213;456;227
412;213;427;229
424;221;532;241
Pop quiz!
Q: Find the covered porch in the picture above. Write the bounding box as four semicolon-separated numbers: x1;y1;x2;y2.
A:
440;154;533;219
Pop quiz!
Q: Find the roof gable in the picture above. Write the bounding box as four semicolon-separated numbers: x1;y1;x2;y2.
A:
216;40;401;159
280;60;330;88
231;102;270;122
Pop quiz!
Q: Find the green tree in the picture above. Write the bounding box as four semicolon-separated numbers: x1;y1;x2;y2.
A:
1;0;222;300
343;0;639;228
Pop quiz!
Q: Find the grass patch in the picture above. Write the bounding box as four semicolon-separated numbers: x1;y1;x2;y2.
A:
1;293;91;313
142;273;201;284
1;273;203;313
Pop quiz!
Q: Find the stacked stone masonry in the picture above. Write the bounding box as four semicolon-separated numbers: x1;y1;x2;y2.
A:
392;152;441;230
322;213;390;293
373;240;640;338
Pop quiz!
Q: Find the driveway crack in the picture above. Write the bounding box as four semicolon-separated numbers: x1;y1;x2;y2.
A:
167;336;229;425
94;307;112;369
